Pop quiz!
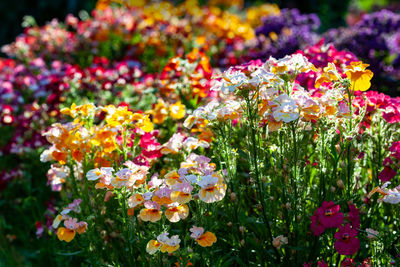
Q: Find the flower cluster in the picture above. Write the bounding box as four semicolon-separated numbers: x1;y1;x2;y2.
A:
310;202;360;255
52;199;87;242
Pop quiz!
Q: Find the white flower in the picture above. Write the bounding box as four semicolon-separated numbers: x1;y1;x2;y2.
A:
197;175;218;188
190;226;205;239
166;235;181;246
86;167;114;181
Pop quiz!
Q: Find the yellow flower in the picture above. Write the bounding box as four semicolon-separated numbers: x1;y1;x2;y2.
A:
169;101;186;120
61;103;95;118
345;61;374;91
315;63;340;88
132;113;154;132
104;106;133;127
149;100;168;124
196;231;217;247
171;191;192;204
160;243;180;253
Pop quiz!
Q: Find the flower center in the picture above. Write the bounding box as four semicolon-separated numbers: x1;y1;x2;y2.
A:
341;233;350;242
324;209;334;217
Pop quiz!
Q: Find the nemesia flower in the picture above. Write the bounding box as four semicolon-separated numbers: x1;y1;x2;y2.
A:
197;173;226;203
86;167;114;181
379;166;397;182
272;235;288;249
139;201;162;222
165;203;189;223
171;181;193;204
169;101;186;120
345;61;373;92
190;226;217;247
161;133;186;154
128;193;144;208
47;164;69;191
182;137;210;151
152;186;173;205
146;240;161;255
272;94;300;123
347;204;360;230
368;182;400;204
148;232;181;254
334;224;360;255
317;201;344;228
53;200;86;242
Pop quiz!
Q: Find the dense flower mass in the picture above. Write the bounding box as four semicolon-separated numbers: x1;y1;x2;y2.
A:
1;1;400;266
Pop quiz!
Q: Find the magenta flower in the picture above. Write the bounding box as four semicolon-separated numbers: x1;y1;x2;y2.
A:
317;201;344;228
310;211;325;236
318;260;328;267
389;141;400;160
340;258;355;267
334;224;360;255
379;166;397;182
347;204;360;230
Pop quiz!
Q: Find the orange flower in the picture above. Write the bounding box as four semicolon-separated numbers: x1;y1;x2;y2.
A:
196;231;217;247
138;202;162;222
57;227;76;242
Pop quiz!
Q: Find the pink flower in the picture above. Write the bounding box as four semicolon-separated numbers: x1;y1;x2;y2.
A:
379;166;397;182
318;260;328;267
334;224;360;255
310;211;325;236
317;201;344;228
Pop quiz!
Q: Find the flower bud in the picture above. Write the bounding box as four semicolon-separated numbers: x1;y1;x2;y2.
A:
337;179;344;189
239;226;246;233
330;186;336;192
240;239;245;246
230;192;237;202
227;222;233;227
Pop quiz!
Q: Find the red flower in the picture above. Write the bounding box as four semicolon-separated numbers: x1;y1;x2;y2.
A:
310;211;325;236
379;166;397;182
334;224;360;255
317;201;344;228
